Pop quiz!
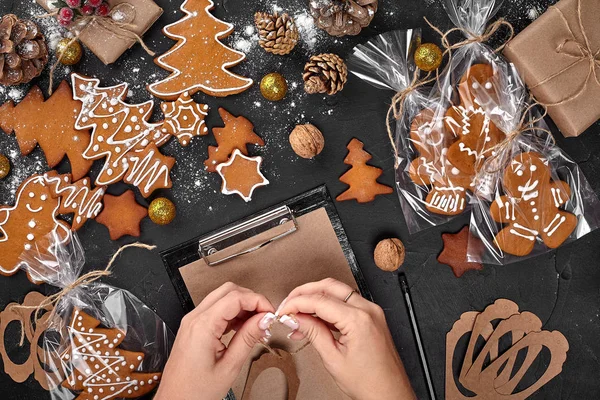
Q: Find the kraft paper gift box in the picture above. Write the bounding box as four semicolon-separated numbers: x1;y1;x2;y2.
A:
37;0;163;65
504;0;600;137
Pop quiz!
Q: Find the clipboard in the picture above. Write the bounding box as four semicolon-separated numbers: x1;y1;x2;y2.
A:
161;185;372;400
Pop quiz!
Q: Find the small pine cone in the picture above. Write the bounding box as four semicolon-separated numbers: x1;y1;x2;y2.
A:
303;53;348;95
309;0;379;37
0;14;47;86
255;12;299;55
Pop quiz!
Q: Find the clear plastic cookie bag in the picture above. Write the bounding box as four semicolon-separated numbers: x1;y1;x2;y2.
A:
18;231;175;399
348;29;472;233
465;66;600;265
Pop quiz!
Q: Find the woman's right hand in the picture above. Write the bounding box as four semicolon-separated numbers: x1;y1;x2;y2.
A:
276;278;416;400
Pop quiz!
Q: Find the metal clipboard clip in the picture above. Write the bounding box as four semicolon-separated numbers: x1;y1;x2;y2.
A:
198;206;298;266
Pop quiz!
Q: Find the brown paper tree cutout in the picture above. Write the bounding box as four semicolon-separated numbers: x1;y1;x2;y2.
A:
0;81;93;181
96;190;148;240
0;291;63;390
148;0;253;100
205;108;265;172
336;138;393;203
241;349;299;400
438;226;483;278
72;74;176;198
60;308;161;400
446;299;569;400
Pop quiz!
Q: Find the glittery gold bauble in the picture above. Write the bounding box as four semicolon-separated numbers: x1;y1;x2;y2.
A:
414;43;442;72
56;38;83;66
260;72;288;101
0;154;10;179
148;197;176;225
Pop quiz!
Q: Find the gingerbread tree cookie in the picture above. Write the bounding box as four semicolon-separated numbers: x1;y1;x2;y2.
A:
60;308;161;400
0;81;93;181
72;74;176;198
205;108;265;172
0;174;71;282
408;109;473;216
490;152;577;256
216;149;269;202
337;138;393;203
444;64;505;175
160;92;209;146
44;172;106;231
148;0;253;100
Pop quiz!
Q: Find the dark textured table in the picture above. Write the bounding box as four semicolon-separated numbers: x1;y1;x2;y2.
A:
1;0;599;399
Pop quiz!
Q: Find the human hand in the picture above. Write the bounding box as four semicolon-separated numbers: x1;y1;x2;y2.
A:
277;278;416;400
155;282;275;400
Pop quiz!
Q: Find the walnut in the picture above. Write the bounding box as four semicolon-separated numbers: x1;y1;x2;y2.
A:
289;124;325;159
374;238;405;272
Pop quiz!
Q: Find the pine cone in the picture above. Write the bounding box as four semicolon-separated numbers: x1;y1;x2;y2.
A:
255;12;299;55
309;0;378;37
303;53;347;95
0;14;48;86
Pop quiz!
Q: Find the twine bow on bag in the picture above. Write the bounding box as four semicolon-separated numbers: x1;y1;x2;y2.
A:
529;0;600;106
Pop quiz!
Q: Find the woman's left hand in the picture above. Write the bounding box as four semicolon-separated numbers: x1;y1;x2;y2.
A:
155;282;275;400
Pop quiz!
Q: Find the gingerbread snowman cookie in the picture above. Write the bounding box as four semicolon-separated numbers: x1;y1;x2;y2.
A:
444;64;505;175
408;109;473;215
0;174;70;282
490;152;577;256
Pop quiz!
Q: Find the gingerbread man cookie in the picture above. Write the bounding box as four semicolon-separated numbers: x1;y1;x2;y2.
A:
0;174;70;282
408;109;472;215
490;152;577;256
444;64;505;175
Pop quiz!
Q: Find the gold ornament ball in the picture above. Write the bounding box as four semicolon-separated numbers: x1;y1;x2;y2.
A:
56;38;83;66
260;72;288;101
0;154;10;179
148;197;176;225
374;238;405;272
414;43;442;72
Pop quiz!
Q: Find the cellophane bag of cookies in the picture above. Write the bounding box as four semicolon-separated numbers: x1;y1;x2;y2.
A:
465;68;600;265
348;29;467;233
19;231;174;399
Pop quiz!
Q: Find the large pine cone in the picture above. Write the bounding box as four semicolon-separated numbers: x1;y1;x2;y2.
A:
0;14;48;86
309;0;378;37
255;12;299;55
303;53;347;95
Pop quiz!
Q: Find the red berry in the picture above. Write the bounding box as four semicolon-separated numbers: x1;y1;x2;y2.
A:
81;4;94;15
59;18;71;27
58;7;74;22
86;0;103;7
65;0;81;7
95;3;111;17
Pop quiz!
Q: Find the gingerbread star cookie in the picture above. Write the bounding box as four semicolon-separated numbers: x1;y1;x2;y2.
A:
216;149;269;202
438;226;483;278
96;191;147;240
160;91;209;146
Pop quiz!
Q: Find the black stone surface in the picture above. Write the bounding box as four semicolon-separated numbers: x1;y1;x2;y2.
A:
0;0;599;399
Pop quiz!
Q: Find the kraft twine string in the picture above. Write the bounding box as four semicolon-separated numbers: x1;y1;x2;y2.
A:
37;4;155;95
528;0;599;106
8;242;156;346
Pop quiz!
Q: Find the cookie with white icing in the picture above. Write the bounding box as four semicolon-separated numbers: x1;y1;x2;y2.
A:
490;152;577;256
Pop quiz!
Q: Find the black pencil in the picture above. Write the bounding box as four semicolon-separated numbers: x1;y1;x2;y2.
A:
398;273;436;400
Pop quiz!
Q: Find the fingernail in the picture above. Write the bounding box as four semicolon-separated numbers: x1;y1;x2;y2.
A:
258;312;276;330
279;314;299;331
275;298;288;317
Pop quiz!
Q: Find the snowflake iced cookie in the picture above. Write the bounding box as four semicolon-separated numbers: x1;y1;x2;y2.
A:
148;0;253;100
490;152;577;256
216;149;269;202
60;308;161;400
160;92;209;146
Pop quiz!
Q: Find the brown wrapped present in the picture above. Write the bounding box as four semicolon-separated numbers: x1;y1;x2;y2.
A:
37;0;162;65
504;0;600;137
